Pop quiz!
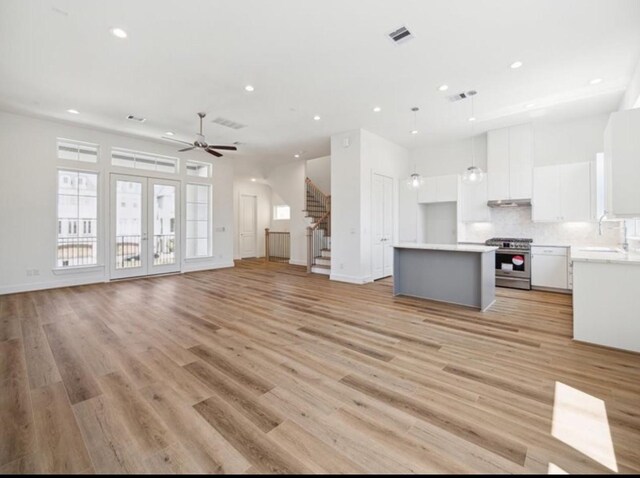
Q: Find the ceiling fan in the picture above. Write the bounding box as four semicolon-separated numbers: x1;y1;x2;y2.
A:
162;112;237;157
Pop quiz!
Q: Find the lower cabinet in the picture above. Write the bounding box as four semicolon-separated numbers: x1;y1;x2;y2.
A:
531;246;569;290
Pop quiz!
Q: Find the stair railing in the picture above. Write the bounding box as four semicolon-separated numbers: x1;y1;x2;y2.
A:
306;210;330;273
265;228;290;263
305;177;330;219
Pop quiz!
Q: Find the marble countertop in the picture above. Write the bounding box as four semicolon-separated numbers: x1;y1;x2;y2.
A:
394;242;498;253
570;247;640;265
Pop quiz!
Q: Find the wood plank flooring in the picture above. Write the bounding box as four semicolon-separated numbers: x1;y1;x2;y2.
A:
1;259;639;474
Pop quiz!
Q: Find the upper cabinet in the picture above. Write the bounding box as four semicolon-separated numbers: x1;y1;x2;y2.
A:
604;108;640;217
532;162;592;222
487;124;533;201
417;174;458;204
459;177;491;222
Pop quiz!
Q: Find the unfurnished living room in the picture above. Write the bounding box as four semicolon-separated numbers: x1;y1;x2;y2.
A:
1;0;640;474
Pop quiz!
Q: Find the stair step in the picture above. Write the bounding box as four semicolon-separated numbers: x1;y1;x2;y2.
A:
311;265;330;275
320;250;331;258
314;257;331;266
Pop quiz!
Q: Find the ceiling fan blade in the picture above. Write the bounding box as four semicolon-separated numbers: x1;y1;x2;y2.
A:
162;136;194;146
206;148;223;157
207;145;237;151
178;146;196;152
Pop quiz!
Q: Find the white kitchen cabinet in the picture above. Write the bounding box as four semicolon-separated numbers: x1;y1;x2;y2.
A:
487;124;533;201
604;107;640;217
487;128;510;201
531;246;568;290
508;124;534;199
417;174;458;204
532;162;592;222
459;178;490;222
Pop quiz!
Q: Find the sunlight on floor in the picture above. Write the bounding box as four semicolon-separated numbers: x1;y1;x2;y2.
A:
548;462;568;474
551;381;618;472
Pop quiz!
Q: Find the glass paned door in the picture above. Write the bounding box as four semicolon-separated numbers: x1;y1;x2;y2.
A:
110;174;180;279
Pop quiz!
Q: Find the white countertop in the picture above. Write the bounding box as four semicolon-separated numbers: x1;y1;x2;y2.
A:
394;242;498;253
571;247;640;265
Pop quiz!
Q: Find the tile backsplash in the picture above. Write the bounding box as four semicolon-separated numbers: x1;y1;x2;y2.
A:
459;206;627;247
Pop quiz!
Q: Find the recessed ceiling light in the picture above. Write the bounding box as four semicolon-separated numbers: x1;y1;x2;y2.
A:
294;153;300;158
410;129;418;135
244;85;255;92
373;106;381;113
251;178;256;182
313;115;321;121
589;78;603;85
109;27;128;39
468;116;476;122
66;109;79;114
164;131;174;136
438;84;449;91
526;103;535;108
510;61;523;69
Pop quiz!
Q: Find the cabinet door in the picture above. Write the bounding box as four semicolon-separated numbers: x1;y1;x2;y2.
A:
532;253;568;289
459;179;490;222
560;162;592;221
487;128;510;200
436;175;458;202
609;109;640;216
417;177;437;203
532;165;561;222
509;124;533;199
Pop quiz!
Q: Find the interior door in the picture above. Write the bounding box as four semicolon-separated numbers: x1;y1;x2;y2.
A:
111;174;148;279
239;194;257;258
110;174;180;279
372;173;394;280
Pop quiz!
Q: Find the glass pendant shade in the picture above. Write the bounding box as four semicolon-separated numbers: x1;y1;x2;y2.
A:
461;165;485;184
405;172;424;189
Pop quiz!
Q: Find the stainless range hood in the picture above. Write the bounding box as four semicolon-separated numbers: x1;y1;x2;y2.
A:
487;199;532;208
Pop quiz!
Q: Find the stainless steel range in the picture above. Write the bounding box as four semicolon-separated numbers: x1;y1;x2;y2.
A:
485;237;533;290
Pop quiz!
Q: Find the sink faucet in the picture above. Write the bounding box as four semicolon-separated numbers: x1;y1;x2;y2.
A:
598;210;608;236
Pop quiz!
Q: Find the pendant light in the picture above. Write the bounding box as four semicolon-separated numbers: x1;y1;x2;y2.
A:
405;107;424;189
462;91;485;184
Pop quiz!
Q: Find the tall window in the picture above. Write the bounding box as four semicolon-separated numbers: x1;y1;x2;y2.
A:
186;184;211;258
57;170;98;267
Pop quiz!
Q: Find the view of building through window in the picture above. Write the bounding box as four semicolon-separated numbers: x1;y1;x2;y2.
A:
186;184;211;258
57;170;98;267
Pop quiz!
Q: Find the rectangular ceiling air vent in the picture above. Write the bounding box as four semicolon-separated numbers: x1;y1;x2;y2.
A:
388;26;413;45
211;117;247;130
448;90;478;102
126;114;146;123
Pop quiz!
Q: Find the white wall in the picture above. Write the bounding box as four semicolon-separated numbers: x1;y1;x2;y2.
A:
266;161;307;266
0;110;235;294
619;56;640;110
330;129;409;284
233;180;272;259
410;134;488;178
305;155;331;195
270;190;290;232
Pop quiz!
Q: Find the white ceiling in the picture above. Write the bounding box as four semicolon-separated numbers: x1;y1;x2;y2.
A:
1;0;639;176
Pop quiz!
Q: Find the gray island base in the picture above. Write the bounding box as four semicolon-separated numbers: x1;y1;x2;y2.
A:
393;243;498;312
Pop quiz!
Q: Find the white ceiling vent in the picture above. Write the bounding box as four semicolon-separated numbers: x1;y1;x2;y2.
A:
388;26;413;45
448;90;477;102
126;114;146;123
211;117;247;130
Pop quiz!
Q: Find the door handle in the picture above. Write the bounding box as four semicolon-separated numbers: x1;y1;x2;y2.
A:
142;232;148;241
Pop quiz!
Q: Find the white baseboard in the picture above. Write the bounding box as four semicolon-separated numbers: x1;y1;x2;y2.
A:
329;273;370;285
288;259;307;266
0;276;107;295
182;261;235;273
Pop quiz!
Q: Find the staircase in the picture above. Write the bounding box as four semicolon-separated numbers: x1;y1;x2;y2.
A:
304;178;331;275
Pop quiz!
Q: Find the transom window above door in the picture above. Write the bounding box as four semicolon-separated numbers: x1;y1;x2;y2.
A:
112;148;179;174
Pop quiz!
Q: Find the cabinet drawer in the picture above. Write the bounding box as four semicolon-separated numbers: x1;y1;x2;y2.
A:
532;246;568;256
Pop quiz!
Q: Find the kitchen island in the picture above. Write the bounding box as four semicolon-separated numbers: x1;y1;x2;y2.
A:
571;247;640;353
393;243;498;311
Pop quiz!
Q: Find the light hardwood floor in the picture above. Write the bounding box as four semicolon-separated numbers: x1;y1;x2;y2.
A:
1;259;639;474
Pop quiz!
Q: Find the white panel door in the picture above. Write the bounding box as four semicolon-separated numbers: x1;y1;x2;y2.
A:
560;162;592;222
239;194;257;258
532;165;561;222
372;174;394;280
110;174;180;279
508;124;533;199
487;128;510;200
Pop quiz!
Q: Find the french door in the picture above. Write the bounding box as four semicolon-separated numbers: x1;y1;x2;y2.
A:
110;174;181;279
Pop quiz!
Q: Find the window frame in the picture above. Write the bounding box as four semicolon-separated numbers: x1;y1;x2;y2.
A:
185;183;213;260
57;138;100;164
111;147;180;175
186;159;213;178
273;204;291;220
55;167;100;270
